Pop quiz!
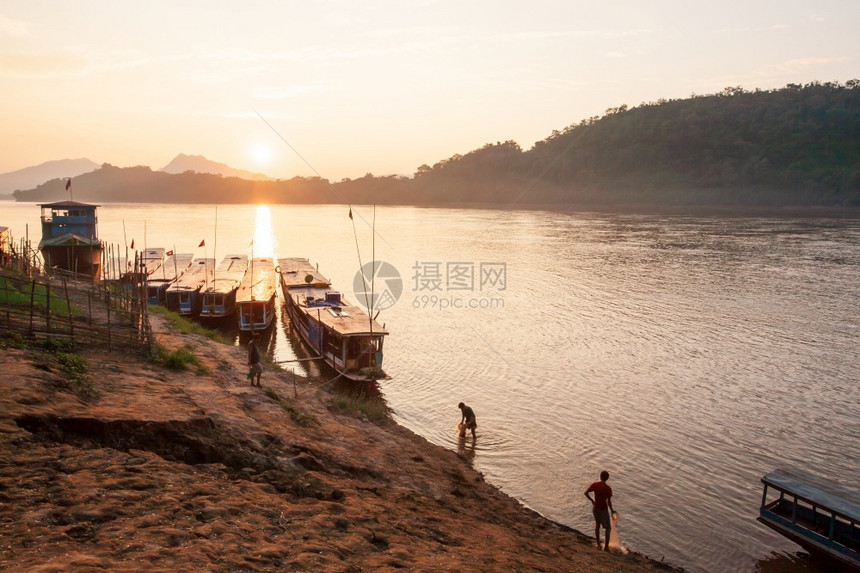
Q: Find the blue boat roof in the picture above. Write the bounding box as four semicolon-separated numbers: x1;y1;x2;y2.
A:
39;200;100;208
763;468;860;523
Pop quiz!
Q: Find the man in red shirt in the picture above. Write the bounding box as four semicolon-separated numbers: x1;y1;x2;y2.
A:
584;470;616;551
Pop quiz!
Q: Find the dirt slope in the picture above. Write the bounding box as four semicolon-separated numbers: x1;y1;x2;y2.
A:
0;315;677;572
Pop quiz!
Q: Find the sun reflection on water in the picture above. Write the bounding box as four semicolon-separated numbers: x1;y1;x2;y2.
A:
252;205;276;259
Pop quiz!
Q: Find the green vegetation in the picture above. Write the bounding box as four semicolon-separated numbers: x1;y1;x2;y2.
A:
13;81;859;210
27;338;97;400
0;276;78;315
148;305;229;344
264;387;317;427
0;331;27;349
403;81;860;207
55;351;89;387
328;393;390;425
149;341;209;374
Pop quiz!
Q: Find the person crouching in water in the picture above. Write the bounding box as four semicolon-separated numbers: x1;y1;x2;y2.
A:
458;402;477;439
584;470;616;551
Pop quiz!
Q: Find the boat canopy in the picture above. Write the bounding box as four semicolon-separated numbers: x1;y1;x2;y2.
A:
762;468;860;523
39;232;101;248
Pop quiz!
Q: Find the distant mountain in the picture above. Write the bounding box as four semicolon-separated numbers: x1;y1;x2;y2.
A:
11;164;326;204
11;82;859;210
0;158;99;194
160;154;272;181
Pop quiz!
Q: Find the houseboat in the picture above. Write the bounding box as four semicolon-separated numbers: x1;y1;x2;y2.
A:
278;257;388;382
236;257;278;332
199;254;247;321
147;252;193;304
38;201;103;278
165;257;214;317
759;468;859;570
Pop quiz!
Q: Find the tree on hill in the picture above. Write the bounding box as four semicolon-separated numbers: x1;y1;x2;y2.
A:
13;81;859;209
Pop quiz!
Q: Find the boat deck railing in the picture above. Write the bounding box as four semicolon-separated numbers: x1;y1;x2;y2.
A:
760;470;860;567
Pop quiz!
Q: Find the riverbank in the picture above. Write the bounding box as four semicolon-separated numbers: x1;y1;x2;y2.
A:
0;315;678;572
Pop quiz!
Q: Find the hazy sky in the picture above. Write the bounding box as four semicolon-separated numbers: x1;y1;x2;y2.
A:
1;1;857;180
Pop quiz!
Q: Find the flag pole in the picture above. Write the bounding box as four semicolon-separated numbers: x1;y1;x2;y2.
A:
213;205;218;286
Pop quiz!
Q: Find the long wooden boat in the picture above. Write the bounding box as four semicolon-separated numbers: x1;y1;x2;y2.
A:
147;252;193;304
165;257;214;317
38;201;103;278
199;254;247;321
759;468;859;570
236;257;277;332
116;247;166;287
0;226;11;266
278;257;388;382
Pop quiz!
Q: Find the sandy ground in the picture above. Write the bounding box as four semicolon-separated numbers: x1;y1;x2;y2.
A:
0;315;679;572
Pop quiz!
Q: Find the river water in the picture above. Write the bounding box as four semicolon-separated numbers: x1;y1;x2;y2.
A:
3;201;858;572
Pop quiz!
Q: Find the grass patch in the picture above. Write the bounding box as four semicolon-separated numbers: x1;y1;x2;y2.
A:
148;305;230;344
56;352;89;385
0;276;81;315
27;338;97;400
148;341;209;374
1;330;29;350
264;387;317;427
328;393;390;425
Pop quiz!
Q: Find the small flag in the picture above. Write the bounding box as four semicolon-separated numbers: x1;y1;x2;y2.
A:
130;239;135;249
199;239;205;247
65;178;71;191
166;250;173;257
348;207;353;220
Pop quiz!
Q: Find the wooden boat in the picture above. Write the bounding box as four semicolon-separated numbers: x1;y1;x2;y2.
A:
759;468;859;570
199;254;247;321
38;201;103;278
117;247;166;289
236;257;277;332
165;257;214;317
147;252;193;304
0;226;10;266
278;257;388;382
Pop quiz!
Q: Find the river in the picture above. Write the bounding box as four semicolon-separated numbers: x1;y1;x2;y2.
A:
3;201;858;572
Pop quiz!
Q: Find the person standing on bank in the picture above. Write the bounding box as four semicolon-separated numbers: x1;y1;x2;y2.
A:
458;402;477;439
248;333;263;387
584;470;616;551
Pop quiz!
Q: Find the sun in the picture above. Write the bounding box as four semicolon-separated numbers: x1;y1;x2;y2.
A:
248;143;273;166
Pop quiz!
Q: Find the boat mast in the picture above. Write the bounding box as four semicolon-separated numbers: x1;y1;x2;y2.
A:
370;204;375;341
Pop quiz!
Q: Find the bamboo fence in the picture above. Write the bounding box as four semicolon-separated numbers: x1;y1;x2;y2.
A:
1;241;151;353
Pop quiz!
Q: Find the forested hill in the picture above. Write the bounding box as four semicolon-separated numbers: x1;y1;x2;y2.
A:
15;81;859;209
400;81;859;207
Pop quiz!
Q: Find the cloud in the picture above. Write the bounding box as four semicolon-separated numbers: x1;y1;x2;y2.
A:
766;56;851;75
0;50;89;78
0;13;29;37
253;84;324;100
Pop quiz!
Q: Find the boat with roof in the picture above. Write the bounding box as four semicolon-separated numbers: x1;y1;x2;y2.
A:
165;257;214;317
147;252;194;304
758;467;859;570
199;254;247;321
38;201;103;278
278;257;387;382
236;257;277;332
115;247;166;289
